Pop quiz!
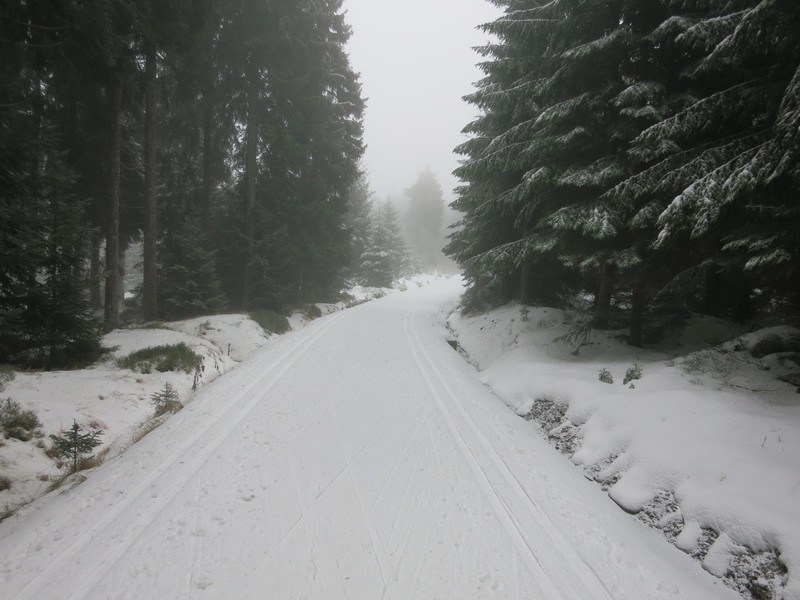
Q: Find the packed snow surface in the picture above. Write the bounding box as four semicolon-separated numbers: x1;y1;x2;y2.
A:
0;278;744;598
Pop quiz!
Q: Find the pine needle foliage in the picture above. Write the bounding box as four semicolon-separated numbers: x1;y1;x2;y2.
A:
448;0;800;337
49;420;103;473
150;382;182;417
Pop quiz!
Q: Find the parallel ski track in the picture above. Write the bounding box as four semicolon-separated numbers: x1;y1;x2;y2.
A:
15;311;350;600
404;307;616;600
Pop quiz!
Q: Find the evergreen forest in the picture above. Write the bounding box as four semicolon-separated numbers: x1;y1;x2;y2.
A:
447;0;800;345
0;0;365;367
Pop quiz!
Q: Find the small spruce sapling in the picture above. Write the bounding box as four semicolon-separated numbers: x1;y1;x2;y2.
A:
624;363;642;387
598;368;614;384
49;420;103;472
150;382;182;417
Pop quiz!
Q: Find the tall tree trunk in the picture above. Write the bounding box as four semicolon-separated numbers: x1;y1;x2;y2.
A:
104;80;123;329
629;279;646;347
90;235;102;310
702;267;723;318
520;261;531;305
201;101;214;231
241;75;258;308
594;261;612;329
142;43;158;321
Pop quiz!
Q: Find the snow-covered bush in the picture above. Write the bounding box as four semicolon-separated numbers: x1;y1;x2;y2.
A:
0;398;41;441
0;365;14;392
117;343;201;374
623;364;642;385
249;310;290;335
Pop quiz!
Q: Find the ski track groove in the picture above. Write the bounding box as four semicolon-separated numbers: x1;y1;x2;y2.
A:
381;404;452;599
408;308;619;599
406;523;434;600
366;421;422;515
327;407;392;598
404;308;603;600
185;471;206;598
382;423;430;565
14;311;349;600
350;418;392;466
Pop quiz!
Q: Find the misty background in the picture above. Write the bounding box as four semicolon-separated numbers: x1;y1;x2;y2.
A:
343;0;500;203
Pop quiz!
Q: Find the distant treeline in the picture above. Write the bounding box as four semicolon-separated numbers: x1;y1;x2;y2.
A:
448;0;800;344
0;0;364;367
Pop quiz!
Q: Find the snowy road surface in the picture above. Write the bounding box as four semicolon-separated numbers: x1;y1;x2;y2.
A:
0;279;736;599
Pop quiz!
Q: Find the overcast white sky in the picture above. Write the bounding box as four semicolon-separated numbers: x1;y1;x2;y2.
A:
342;0;501;204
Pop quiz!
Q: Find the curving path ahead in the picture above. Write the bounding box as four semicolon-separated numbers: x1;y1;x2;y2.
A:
0;278;735;599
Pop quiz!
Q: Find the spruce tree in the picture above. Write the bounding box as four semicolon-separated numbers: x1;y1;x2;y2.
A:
344;175;375;281
158;217;228;320
360;201;408;287
404;169;445;270
49;420;104;473
0;0;102;367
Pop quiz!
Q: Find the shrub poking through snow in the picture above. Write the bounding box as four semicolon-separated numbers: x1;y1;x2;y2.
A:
0;365;14;392
598;368;614;384
0;398;41;441
0;474;11;491
150;382;182;417
49;420;103;473
249;309;291;335
623;363;642;385
301;305;323;319
117;343;201;374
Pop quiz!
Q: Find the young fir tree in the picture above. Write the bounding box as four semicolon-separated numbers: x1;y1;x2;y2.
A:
359;201;408;287
150;382;181;417
50;420;104;473
344;175;375;281
158;217;228;320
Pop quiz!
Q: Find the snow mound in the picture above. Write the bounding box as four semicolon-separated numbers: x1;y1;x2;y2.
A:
0;314;270;514
448;304;800;600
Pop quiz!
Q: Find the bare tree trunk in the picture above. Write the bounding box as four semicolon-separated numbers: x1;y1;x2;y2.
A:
520;261;531;305
104;80;123;329
594;261;612;329
90;235;102;309
629;279;646;347
142;43;158;321
241;76;258;308
201;102;214;231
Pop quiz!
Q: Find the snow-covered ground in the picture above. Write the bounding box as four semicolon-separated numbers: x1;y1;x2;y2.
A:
0;275;795;599
0;314;271;511
448;303;800;599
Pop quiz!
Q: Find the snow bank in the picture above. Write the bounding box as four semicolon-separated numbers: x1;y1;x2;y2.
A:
448;305;800;599
0;314;270;512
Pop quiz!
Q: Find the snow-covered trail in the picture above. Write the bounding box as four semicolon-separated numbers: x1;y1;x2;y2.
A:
0;279;736;599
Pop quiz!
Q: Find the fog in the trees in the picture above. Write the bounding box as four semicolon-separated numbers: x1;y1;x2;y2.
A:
342;0;501;204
